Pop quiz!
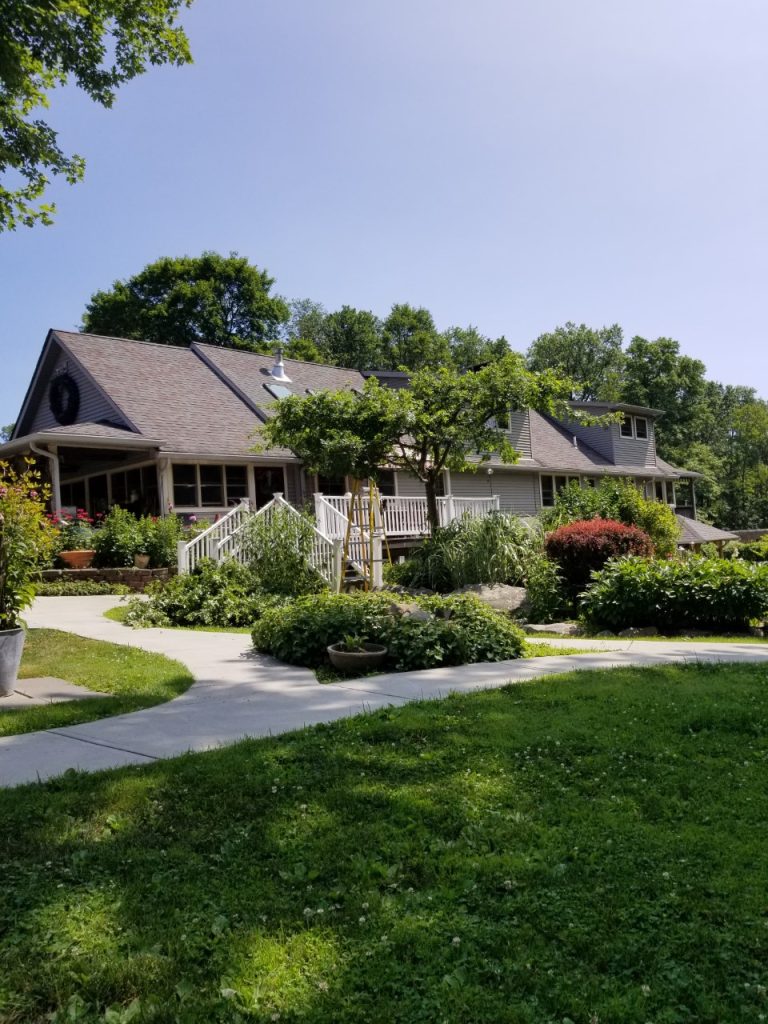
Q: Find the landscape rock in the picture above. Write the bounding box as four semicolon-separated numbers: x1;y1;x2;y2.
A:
387;601;434;622
618;626;660;638
455;584;530;615
523;622;584;637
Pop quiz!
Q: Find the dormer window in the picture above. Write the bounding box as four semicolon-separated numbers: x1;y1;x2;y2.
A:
620;414;649;439
634;417;648;439
620;415;634;438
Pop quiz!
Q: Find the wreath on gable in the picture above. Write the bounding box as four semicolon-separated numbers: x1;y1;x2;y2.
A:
49;373;80;426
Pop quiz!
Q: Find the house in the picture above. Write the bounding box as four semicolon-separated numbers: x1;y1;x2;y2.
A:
1;330;701;530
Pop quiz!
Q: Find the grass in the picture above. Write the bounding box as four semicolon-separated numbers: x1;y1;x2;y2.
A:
0;629;194;737
538;630;768;643
2;661;768;1022
103;605;251;633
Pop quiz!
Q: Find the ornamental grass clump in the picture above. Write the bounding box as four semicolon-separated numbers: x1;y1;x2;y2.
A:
389;513;541;593
581;556;768;631
0;460;58;631
545;517;654;595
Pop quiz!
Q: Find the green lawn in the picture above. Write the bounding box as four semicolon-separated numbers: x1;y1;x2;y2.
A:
1;662;767;1023
0;629;194;737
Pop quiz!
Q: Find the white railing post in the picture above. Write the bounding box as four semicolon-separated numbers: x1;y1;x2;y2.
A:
177;539;188;574
332;539;343;593
446;494;456;524
492;495;500;511
372;532;383;590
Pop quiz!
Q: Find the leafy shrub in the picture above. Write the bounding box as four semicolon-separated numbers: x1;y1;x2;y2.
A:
35;580;131;596
0;460;58;629
240;505;327;596
93;506;142;567
727;537;768;563
581;556;768;631
523;551;568;623
251;591;524;671
545;518;654;593
543;478;680;557
389;513;541;593
124;559;281;628
142;514;184;568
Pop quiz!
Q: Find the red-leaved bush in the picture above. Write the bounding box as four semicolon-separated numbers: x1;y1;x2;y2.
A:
545;517;655;593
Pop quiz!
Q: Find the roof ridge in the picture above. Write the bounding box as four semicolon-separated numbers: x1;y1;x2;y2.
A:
53;330;202;353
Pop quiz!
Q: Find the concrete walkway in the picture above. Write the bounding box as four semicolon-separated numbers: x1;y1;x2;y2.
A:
2;596;768;788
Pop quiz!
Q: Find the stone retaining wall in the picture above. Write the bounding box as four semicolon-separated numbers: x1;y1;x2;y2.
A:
41;568;174;592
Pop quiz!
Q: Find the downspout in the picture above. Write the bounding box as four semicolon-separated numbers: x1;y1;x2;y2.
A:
29;442;61;515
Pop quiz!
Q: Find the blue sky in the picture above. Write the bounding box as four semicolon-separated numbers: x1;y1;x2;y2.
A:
2;0;767;425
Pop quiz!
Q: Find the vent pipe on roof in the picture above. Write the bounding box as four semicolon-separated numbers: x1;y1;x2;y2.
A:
572;436;578;448
270;347;291;383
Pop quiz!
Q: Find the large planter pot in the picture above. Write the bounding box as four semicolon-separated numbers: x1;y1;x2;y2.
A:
59;549;96;569
0;628;25;697
327;642;388;673
134;553;151;569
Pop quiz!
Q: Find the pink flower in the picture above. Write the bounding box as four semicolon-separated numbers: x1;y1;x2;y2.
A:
189;514;197;524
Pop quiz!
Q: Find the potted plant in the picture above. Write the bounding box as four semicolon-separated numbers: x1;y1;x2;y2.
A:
327;634;388;673
56;509;96;568
0;460;58;696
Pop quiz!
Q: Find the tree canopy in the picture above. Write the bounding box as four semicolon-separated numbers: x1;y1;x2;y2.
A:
526;322;625;401
0;0;193;231
82;252;289;349
258;355;574;530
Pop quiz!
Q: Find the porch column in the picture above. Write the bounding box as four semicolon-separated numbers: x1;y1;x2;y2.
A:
247;464;257;508
158;458;174;515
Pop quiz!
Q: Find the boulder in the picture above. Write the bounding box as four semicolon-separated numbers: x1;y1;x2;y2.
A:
618;626;660;638
523;622;584;637
387;601;434;622
455;584;530;615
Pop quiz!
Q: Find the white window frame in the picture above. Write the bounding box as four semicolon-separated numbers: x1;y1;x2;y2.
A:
634;416;649;440
620;414;634;438
539;474;581;507
171;463;251;510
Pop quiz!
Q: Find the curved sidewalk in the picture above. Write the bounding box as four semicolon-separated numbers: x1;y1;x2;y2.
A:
2;596;768;788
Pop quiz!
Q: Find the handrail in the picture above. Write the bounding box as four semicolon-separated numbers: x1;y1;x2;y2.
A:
176;501;251;574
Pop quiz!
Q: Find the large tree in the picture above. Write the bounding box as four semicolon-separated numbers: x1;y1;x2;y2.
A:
526;322;625;401
259;355;573;531
443;325;510;371
0;0;193;231
82;252;289;349
322;306;384;369
380;304;449;371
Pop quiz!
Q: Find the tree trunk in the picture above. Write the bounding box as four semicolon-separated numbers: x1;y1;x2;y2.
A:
425;475;440;534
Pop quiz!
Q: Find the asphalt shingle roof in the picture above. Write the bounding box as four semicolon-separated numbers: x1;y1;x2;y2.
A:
676;516;738;546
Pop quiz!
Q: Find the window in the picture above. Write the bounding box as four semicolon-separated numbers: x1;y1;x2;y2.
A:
263;383;293;400
172;464;252;508
172;464;197;507
634;417;648;439
376;470;396;497
200;465;224;507
620;415;634;438
540;475;580;507
225;466;248;504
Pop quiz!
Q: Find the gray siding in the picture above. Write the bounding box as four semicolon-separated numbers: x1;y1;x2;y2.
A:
611;420;656;467
451;470;540;516
562;417;614;459
395;472;427;497
507;410;533;458
29;349;122;433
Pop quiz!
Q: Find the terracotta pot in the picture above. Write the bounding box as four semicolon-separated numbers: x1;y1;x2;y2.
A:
59;549;96;569
0;627;25;697
134;553;151;569
327;642;388;673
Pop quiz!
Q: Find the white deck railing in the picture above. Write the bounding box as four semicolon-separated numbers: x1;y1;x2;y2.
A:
177;494;343;590
176;501;252;574
315;493;500;538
